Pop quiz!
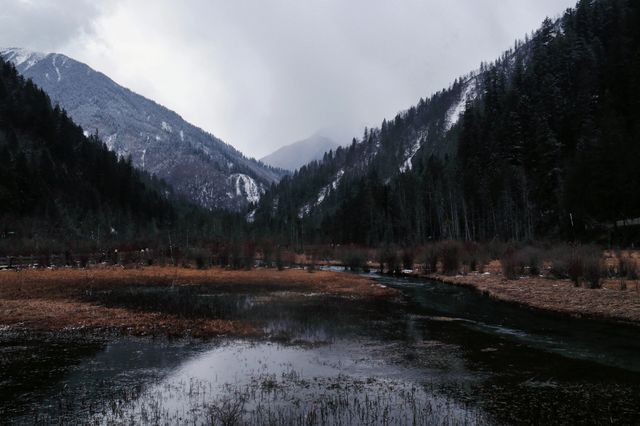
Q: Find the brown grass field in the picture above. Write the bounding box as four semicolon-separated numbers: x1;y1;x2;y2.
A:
0;267;395;337
427;260;640;325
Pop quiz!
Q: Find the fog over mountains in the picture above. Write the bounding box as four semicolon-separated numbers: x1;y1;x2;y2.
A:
0;47;285;211
260;135;342;171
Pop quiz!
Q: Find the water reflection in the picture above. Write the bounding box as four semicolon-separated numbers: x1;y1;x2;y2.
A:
2;274;640;425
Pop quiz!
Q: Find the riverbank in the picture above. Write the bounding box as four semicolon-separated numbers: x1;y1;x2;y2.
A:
0;267;395;337
425;260;640;325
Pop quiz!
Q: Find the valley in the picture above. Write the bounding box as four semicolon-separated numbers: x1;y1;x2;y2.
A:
1;0;639;424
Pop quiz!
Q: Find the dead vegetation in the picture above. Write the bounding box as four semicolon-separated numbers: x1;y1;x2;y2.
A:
428;258;640;324
0;267;395;336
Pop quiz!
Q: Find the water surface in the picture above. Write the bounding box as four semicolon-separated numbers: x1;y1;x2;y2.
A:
2;273;639;425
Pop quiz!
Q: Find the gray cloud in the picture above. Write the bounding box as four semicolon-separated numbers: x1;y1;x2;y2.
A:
1;0;577;158
0;0;102;51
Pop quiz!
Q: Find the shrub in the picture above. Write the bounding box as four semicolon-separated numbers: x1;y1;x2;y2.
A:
401;249;415;271
519;246;543;276
567;251;583;287
501;248;520;280
439;241;461;275
261;242;274;268
79;254;90;268
582;253;603;289
549;244;572;279
341;248;367;272
618;256;638;280
421;244;438;274
242;242;256;271
560;245;604;288
486;240;508;261
188;248;211;270
275;247;285;271
460;242;489;274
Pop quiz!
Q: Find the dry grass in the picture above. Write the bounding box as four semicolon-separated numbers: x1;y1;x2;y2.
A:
0;267;394;336
428;260;640;324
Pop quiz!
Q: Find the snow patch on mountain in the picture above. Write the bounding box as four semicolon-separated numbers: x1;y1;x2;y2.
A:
445;77;478;131
141;149;147;169
1;47;46;71
317;169;344;204
161;121;173;133
299;169;344;218
52;54;62;82
246;208;257;223
105;133;117;150
230;173;262;204
400;132;426;173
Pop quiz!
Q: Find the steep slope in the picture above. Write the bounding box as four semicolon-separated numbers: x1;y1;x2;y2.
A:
261;135;341;171
0;56;173;240
0;48;285;211
254;0;640;245
252;71;480;238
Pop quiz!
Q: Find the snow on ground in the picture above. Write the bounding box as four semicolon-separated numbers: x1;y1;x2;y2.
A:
229;173;262;204
180;130;185;142
445;76;478;132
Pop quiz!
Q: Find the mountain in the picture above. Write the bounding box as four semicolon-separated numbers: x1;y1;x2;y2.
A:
253;0;640;246
0;48;285;211
260;135;341;171
0;56;174;241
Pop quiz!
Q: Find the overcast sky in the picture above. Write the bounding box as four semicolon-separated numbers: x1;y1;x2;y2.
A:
1;0;576;158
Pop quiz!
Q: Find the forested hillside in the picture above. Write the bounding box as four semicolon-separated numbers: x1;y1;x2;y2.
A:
1;48;285;211
0;57;175;242
252;0;640;246
0;57;248;249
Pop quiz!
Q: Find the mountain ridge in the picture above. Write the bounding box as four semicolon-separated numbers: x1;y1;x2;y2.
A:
0;47;285;211
253;0;640;245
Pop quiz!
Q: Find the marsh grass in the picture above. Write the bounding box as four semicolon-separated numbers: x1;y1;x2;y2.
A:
85;367;490;426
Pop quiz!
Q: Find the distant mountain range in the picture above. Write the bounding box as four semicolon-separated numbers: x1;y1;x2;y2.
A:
260;135;341;171
0;48;285;210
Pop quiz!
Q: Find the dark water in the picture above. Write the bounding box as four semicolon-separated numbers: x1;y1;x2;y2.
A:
1;273;640;425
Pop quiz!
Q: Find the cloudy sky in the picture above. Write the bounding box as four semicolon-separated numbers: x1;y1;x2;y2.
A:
1;0;576;158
